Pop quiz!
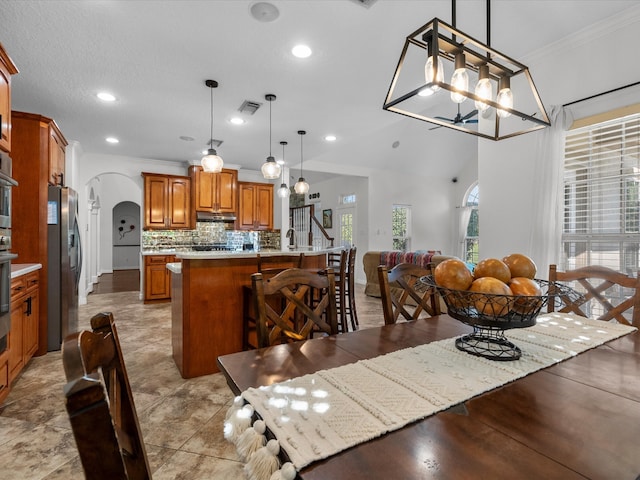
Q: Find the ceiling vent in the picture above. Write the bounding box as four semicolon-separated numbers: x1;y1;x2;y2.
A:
349;0;378;8
238;100;262;115
208;139;223;147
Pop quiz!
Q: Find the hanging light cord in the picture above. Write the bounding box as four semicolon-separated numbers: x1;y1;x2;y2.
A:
300;133;303;178
282;142;286;182
209;85;214;145
269;100;272;157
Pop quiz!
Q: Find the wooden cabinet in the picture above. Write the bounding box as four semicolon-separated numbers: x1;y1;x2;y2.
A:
8;270;39;384
142;173;192;230
48;125;66;185
144;255;175;302
0;349;8;404
0;44;18;153
238;182;274;231
189;165;238;214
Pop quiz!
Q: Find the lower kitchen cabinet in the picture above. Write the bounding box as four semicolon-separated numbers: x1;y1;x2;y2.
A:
144;255;176;303
8;270;39;385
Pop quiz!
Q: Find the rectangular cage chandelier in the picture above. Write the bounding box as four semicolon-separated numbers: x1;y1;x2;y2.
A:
383;13;551;140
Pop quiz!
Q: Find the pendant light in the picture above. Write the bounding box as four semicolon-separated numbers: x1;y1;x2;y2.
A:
420;34;443;97
474;64;492;112
496;76;513;118
201;79;224;173
261;94;281;179
294;130;309;194
277;141;290;198
450;52;468;103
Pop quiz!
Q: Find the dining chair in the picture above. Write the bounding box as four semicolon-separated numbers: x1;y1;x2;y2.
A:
327;249;348;332
378;263;440;325
62;312;151;480
548;264;640;326
243;253;306;350
345;246;359;330
251;267;338;348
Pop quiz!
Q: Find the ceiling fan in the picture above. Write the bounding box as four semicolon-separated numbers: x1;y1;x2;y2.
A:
429;104;478;130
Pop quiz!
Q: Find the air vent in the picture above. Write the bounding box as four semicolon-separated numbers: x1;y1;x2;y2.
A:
348;0;378;8
208;139;223;147
238;100;262;115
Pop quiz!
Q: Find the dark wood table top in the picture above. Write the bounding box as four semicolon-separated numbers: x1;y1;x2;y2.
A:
216;315;640;479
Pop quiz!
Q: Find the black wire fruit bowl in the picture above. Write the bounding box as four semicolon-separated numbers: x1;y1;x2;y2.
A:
420;275;581;361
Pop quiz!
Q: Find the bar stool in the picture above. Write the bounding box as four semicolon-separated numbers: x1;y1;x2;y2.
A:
327;249;348;333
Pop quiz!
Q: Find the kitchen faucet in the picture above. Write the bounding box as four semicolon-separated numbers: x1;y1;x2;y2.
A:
286;228;297;249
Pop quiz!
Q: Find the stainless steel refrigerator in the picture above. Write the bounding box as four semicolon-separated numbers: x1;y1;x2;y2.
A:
47;185;82;351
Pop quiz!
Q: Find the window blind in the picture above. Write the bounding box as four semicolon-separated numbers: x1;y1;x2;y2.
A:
562;112;640;275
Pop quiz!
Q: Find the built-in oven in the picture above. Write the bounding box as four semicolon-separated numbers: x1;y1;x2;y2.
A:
0;152;18;356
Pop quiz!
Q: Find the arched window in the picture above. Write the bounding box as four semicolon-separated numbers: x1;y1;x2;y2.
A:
463;182;479;264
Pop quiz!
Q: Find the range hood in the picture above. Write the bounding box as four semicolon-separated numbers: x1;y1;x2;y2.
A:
196;212;236;222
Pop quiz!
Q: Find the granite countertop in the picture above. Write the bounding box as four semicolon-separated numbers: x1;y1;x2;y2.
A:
11;263;43;278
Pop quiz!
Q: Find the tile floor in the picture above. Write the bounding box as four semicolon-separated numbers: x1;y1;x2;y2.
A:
0;283;385;479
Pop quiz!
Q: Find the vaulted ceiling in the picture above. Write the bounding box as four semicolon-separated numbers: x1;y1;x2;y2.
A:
2;0;638;183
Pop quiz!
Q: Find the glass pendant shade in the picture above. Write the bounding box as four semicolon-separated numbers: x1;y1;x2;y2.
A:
474;65;493;112
450;53;468;103
496;76;513;118
277;183;290;198
261;156;281;179
294;178;309;194
424;54;444;93
201;148;223;173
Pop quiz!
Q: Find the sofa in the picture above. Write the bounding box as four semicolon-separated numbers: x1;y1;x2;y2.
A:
363;250;459;297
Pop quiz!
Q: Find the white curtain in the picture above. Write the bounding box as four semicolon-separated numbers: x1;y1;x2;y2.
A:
457;205;472;259
527;105;574;278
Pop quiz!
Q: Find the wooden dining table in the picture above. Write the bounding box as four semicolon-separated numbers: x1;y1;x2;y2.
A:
216;314;640;479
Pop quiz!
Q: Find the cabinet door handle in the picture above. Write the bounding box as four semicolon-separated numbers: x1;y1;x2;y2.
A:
25;297;32;316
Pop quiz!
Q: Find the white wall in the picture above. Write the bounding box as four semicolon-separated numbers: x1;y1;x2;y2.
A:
477;8;640;267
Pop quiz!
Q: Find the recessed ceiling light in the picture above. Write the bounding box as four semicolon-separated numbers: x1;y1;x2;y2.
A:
325;135;337;142
250;2;279;22
179;135;195;141
97;92;116;102
229;117;245;125
105;137;119;144
292;44;312;58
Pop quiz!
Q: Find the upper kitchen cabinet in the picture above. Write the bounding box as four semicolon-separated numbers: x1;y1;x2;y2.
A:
48;125;66;186
142;173;192;230
0;44;19;153
238;181;273;231
189;166;237;214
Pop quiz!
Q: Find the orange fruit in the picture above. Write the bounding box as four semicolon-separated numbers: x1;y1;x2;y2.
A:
502;253;537;279
509;277;542;314
434;259;473;291
473;258;511;284
469;277;512;316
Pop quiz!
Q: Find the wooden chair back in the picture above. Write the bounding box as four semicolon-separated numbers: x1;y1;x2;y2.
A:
346;246;358;329
62;312;151;480
327;249;348;332
548;264;640;326
252;267;339;348
378;263;440;325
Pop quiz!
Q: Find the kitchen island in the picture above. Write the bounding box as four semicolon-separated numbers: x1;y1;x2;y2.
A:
168;248;334;378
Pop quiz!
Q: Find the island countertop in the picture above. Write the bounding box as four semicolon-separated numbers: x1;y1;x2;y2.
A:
143;246;341;258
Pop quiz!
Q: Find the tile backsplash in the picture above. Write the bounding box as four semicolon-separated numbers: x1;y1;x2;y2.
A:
142;223;281;251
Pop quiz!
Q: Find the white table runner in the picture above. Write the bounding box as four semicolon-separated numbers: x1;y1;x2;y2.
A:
227;313;636;477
